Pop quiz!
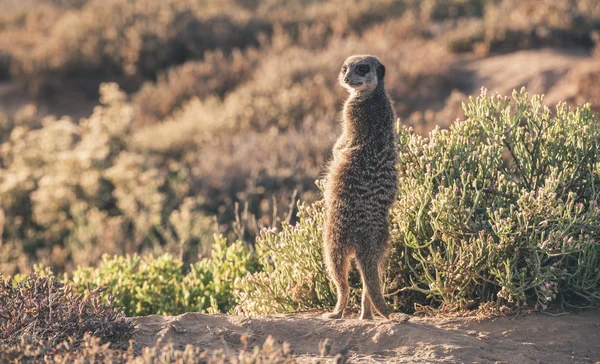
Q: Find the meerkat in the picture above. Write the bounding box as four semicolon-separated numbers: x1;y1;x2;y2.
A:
323;55;398;320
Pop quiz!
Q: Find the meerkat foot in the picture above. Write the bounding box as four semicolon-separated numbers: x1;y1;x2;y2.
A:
360;312;374;320
322;311;343;320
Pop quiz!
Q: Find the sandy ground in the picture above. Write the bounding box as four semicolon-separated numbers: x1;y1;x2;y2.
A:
460;48;590;101
133;310;600;363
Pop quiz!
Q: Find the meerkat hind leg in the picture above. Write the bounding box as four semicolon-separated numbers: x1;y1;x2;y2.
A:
356;253;392;320
322;247;351;319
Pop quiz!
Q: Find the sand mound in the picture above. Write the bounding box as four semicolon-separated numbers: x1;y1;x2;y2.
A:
133;310;600;363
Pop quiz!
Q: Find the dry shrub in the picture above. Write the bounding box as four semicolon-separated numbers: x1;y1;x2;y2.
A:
445;0;600;55
135;16;460;151
0;332;348;363
0;273;133;349
0;269;345;363
183;127;333;226
420;0;485;21
0;270;347;363
0;0;416;98
132;47;264;127
242;0;410;50
4;0;268;96
0;4;64;50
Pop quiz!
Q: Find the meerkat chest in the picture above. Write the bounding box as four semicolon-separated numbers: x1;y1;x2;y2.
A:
327;143;395;196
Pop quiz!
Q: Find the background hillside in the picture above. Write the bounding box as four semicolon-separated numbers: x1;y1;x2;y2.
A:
1;0;600;275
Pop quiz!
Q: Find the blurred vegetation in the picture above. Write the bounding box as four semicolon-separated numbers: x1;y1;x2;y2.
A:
2;0;600;275
0;0;596;276
1;84;221;274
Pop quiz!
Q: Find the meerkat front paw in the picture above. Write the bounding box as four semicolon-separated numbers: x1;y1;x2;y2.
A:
360;313;374;320
360;309;374;320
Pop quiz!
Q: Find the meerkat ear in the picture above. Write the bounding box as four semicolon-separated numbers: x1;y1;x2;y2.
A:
376;64;385;80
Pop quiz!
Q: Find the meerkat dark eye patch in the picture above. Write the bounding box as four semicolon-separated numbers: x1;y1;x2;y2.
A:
356;64;370;75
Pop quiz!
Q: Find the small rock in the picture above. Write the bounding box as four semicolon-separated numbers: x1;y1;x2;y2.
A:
391;313;410;324
170;324;187;334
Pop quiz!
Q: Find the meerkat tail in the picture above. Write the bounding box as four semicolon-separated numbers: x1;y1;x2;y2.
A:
356;254;392;320
324;243;351;318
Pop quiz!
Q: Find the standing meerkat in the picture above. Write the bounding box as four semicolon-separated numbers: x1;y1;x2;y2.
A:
323;55;398;320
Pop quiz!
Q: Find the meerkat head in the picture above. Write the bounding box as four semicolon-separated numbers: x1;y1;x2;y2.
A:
339;55;385;94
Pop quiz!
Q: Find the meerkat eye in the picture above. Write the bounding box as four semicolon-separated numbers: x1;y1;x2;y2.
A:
357;65;370;74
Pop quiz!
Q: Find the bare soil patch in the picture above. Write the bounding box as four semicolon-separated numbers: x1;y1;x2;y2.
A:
133;310;600;363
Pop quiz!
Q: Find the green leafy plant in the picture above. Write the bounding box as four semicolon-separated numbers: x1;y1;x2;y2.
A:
182;234;260;314
391;88;600;310
69;234;258;316
235;199;339;314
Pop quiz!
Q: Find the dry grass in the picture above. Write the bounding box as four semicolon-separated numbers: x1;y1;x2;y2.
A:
0;273;133;348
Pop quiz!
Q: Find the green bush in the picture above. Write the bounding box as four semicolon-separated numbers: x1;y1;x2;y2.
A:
392;88;600;310
69;234;257;316
236;89;600;314
235;199;338;314
183;234;260;314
